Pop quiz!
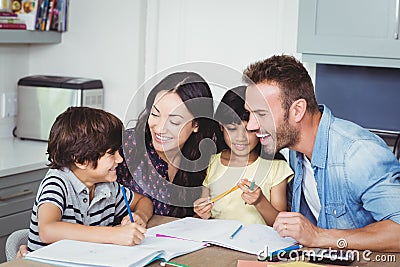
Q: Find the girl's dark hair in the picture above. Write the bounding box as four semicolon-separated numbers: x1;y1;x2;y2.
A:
214;86;261;154
214;86;286;161
215;86;248;125
48;107;122;169
130;72;218;216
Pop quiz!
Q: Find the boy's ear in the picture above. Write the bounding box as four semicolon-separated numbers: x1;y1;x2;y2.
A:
74;160;88;170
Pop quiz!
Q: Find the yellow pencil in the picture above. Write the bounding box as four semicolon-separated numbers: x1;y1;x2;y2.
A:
210;184;240;203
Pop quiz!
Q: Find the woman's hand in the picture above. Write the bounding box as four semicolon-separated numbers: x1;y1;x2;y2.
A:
193;197;213;219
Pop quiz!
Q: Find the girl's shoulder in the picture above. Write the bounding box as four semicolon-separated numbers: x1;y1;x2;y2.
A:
209;152;222;165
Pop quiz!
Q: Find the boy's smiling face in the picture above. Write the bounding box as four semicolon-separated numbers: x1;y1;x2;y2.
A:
82;149;123;184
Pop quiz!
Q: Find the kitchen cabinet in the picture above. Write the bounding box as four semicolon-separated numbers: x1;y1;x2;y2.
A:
0;30;61;44
0;138;48;262
0;168;47;263
297;0;400;67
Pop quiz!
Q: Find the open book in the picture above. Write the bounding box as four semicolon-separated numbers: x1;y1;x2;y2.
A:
147;217;297;255
25;236;207;267
25;217;296;266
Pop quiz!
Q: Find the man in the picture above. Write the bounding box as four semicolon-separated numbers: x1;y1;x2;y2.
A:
243;55;400;251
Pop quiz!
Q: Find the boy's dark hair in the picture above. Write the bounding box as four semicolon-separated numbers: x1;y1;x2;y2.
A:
47;107;123;169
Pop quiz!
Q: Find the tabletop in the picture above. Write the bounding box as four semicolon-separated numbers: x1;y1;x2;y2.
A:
1;215;399;267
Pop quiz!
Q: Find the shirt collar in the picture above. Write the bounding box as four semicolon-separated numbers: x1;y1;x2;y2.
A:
310;104;332;169
59;167;88;194
52;168;112;198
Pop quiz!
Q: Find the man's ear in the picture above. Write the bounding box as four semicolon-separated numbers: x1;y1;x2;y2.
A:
290;99;307;123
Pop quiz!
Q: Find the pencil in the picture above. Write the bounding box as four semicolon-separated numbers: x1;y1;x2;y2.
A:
160;261;190;267
249;180;255;191
120;185;134;222
230;224;243;239
210;185;239;203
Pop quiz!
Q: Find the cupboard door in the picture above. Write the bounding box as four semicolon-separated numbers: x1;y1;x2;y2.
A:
0;210;31;262
298;0;400;60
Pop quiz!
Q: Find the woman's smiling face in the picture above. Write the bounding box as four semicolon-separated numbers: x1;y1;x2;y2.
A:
148;91;198;156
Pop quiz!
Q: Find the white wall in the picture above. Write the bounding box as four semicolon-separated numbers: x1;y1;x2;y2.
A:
27;0;146;120
0;0;301;137
0;46;29;137
146;0;300;101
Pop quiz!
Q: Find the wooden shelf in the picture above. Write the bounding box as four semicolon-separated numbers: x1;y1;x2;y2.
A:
0;30;61;44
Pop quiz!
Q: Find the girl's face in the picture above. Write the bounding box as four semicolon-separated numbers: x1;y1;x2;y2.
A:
148;91;198;155
222;121;259;157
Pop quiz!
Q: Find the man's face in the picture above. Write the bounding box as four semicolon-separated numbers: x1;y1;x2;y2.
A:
245;83;300;155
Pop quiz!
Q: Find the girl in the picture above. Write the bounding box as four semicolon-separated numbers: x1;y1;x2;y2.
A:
193;86;293;226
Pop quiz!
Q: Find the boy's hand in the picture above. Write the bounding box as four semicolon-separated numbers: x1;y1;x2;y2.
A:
120;213;147;227
238;179;264;205
114;222;147;246
193;197;212;219
17;244;28;258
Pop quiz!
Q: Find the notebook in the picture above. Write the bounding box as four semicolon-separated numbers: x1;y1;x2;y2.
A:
147;217;297;255
25;236;207;267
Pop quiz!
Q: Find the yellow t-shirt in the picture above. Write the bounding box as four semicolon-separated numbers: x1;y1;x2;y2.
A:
203;153;294;225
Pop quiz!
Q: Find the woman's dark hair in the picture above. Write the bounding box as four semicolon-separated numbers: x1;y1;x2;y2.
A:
48;107;122;169
129;72;218;216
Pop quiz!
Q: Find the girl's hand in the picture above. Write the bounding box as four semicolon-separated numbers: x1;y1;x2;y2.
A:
238;179;264;206
193;197;213;219
113;222;147;246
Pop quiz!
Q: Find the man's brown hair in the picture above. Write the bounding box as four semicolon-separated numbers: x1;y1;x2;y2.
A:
243;55;319;117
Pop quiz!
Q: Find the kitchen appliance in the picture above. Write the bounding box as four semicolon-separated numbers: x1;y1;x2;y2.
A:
15;75;103;141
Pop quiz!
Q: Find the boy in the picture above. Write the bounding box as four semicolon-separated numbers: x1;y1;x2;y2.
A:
27;107;153;252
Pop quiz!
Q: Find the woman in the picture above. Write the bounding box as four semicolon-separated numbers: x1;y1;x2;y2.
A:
117;72;219;217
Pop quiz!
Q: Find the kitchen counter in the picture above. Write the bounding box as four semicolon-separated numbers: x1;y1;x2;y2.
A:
0;138;48;177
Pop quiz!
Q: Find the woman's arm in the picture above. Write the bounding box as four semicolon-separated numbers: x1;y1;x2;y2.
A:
129;193;154;226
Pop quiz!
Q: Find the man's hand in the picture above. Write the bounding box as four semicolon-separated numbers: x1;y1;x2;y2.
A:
273;211;322;247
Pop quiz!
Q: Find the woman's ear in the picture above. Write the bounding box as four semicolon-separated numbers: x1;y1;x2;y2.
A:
192;121;199;133
290;99;307;123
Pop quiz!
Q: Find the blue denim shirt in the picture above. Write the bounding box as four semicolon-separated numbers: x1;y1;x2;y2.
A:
289;105;400;229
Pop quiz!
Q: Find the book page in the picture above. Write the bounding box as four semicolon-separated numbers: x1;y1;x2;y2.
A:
147;217;297;255
25;237;206;267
